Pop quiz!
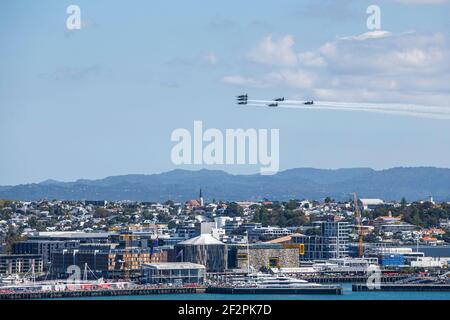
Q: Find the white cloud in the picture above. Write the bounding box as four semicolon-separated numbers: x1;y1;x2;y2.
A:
276;69;314;88
315;31;450;105
222;31;450;107
298;51;327;67
321;32;449;74
246;34;298;67
204;52;218;66
221;75;263;87
222;69;314;89
337;30;392;41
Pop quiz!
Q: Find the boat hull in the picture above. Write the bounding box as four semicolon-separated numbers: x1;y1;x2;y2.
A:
206;286;343;295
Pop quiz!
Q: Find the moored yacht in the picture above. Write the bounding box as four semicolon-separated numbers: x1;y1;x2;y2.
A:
207;272;343;294
244;273;322;288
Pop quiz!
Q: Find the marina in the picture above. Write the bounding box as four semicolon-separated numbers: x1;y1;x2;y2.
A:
43;283;450;300
8;283;450;300
1;268;448;299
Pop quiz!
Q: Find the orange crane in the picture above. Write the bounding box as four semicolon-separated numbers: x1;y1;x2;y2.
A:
122;233;130;280
354;192;364;257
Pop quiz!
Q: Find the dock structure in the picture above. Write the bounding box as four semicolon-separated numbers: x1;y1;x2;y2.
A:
301;275;411;283
0;287;206;300
206;285;343;295
353;283;450;292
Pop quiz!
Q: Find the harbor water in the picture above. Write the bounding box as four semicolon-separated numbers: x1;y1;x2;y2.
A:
58;284;450;300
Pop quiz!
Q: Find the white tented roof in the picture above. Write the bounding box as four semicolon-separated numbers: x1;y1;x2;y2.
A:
359;198;384;205
178;233;224;245
142;262;205;270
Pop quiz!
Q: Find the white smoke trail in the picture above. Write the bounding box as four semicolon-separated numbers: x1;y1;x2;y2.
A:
283;104;450;120
245;99;450;120
317;101;450;115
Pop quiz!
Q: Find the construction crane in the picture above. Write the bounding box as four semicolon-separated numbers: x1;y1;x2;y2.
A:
122;232;130;281
354;192;364;258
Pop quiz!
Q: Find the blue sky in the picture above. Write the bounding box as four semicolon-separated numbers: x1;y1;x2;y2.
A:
1;0;450;185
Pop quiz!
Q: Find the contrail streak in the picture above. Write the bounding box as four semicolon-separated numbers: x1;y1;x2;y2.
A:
245;99;450;120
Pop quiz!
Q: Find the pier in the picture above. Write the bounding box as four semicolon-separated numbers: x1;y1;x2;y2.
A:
352;283;450;292
0;287;206;300
300;275;411;283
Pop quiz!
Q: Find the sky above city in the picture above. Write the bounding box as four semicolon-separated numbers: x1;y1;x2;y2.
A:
1;0;450;185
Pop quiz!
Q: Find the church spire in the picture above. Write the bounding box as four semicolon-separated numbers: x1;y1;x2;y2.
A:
199;188;204;206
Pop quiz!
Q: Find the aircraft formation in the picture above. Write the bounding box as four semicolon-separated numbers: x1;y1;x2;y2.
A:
235;94;450;120
236;94;248;105
236;94;314;108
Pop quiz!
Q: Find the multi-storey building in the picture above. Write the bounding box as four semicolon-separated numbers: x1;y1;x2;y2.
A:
247;226;292;242
12;240;79;268
292;221;350;260
0;254;44;275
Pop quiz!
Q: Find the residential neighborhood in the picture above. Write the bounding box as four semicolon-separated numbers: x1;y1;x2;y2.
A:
1;193;450;281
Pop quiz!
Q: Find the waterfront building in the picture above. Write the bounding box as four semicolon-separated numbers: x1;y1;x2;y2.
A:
291;221;350;260
228;243;299;271
312;257;379;273
410;257;450;268
360;246;427;267
174;234;227;272
0;254;44;275
50;243;165;279
50;246;114;278
291;235;331;260
12;240;79;269
378;253;405;267
109;232;149;249
140;262;206;285
12;231;112;270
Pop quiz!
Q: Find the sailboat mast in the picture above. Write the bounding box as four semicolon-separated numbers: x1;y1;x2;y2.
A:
84;263;88;281
246;231;250;274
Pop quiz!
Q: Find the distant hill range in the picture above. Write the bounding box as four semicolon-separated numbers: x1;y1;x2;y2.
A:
0;167;449;202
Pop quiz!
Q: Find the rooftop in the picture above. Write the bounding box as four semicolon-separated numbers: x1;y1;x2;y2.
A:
359;199;384;205
142;262;206;270
178;233;224;246
265;233;304;244
28;231;111;239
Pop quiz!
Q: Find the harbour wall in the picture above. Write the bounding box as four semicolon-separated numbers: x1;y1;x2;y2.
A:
0;286;206;300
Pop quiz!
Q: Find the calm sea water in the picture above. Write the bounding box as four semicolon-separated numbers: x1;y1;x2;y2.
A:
61;284;450;300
